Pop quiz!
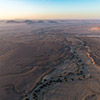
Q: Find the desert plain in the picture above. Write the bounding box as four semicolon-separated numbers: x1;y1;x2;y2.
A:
0;20;100;100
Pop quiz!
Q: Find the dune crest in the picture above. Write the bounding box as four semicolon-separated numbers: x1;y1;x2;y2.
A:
90;27;100;31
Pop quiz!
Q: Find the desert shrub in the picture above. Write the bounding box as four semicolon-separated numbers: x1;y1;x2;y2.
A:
25;98;29;100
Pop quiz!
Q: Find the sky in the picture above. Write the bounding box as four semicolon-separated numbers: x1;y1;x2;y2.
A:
0;0;100;20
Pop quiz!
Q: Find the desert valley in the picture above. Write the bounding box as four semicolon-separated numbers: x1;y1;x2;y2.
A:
0;20;100;100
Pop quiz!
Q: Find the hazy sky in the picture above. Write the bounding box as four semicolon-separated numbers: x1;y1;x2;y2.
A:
0;0;100;19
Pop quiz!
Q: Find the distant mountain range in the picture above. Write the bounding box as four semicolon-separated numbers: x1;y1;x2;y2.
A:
5;20;58;24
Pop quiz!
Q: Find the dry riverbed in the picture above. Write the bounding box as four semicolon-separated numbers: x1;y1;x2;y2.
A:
21;37;100;100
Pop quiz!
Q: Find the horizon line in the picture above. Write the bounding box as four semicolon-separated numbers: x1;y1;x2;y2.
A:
1;18;100;21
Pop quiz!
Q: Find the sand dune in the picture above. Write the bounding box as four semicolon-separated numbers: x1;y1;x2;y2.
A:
90;27;100;31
